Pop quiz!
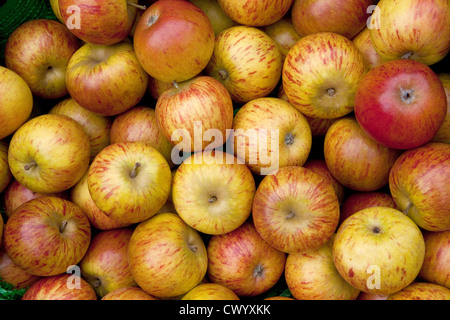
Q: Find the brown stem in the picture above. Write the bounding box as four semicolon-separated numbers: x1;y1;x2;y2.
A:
172;80;181;91
130;162;141;178
403;202;413;215
24;161;37;171
218;69;228;81
127;2;147;10
60;220;68;233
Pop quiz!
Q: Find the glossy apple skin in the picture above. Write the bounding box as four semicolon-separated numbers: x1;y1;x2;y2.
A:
0;141;12;193
261;16;301;61
370;0;450;65
333;207;425;295
324;117;400;192
155;76;234;153
355;59;447;150
291;0;375;39
7;114;91;194
128;212;208;298
4;197;91;277
182;283;240;300
101;286;158;300
133;0;214;83
282;32;366;119
66;41;148;117
387;282;450;300
4;19;80;99
432;73;450;144
352;27;386;70
0;246;41;289
22;273;97;300
207;221;286;297
0;66;33;140
252;166;340;254
419;230;450;289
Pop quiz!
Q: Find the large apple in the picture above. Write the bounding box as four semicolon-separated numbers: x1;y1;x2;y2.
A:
7;114;91;193
65;41;148;117
133;0;215;83
205;25;283;103
352;27;386;70
291;0;375;39
285;236;360;300
0;140;12;193
172;151;255;235
354;59;447;150
433;73;450;144
389;142;450;232
232;97;312;176
0;66;33;140
155;76;234;153
182;283;240;300
207;221;286;297
4;19;79;99
189;0;237;35
282;32;366;119
87;141;172;225
370;0;450;65
128;212;208;298
333;207;425;295
3;197;91;277
101;286;158;300
252;166;340;254
0;246;41;290
261;16;302;61
59;0;139;45
419;230;450;289
324;117;400;192
387;282;450;300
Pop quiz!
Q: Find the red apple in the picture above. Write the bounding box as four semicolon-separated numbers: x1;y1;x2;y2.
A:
433;73;450;144
0;245;41;290
419;230;450;289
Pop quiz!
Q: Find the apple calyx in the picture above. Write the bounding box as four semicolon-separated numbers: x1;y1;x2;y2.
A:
24;161;37;171
130;162;141;178
399;86;415;104
147;13;158;27
218;69;229;81
127;2;146;11
59;220;68;233
285;210;296;220
326;88;336;96
372;226;381;234
208;196;218;204
253;264;264;278
401;51;414;60
284;133;295;146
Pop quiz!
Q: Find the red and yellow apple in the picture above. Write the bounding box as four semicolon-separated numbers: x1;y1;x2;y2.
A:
433;73;450;144
189;0;237;35
387;282;450;300
101;286;158;300
182;283;240;300
261;16;302;61
352;27;386;70
419;230;450;289
0;246;41;290
0;140;12;193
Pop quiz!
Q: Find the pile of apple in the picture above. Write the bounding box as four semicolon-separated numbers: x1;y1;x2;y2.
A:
0;0;449;301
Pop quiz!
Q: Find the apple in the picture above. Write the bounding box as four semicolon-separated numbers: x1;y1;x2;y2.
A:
0;66;33;140
419;230;450;289
79;228;137;298
205;25;283;104
389;142;450;232
65;41;148;117
252;166;340;254
352;27;386;70
22;273;97;300
324;117;400;192
87;141;172;225
128;212;208;298
370;0;450;65
147;77;174;100
264;296;295;300
217;0;294;27
7;114;91;194
291;0;376;39
207;221;286;297
357;292;389;300
0;140;12;193
282;32;366;119
432;73;450;144
101;286;158;300
3;197;91;277
155;76;234;153
231;97;311;175
189;0;237;35
50;0;63;23
354;59;447;150
0;246;41;290
182;283;240;300
172;151;255;235
49;97;112;162
4;19;79;99
133;0;215;83
285;236;360;300
333;207;425;295
387;282;450;300
59;0;139;45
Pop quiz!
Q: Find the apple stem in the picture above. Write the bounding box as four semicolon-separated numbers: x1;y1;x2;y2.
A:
92;278;101;288
172;81;181;91
130;162;141;178
188;244;198;252
60;220;68;233
402;51;413;59
403;202;413;215
218;69;228;81
286;211;295;219
326;88;336;96
24;161;37;171
127;2;147;10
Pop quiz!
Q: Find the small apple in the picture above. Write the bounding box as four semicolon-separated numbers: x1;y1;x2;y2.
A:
101;286;158;300
0;140;12;193
352;27;386;70
432;73;450;144
182;283;240;300
261;16;302;61
189;0;237;35
419;230;450;289
0;246;41;290
147;77;174;100
387;282;450;300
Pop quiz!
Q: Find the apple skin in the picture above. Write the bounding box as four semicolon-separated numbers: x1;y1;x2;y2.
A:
387;282;450;300
0;66;33;140
172;151;255;235
155;76;234;153
357;292;388;300
205;25;283;104
352;27;386;70
0;140;12;193
333;207;425;295
217;0;294;27
59;0;138;45
22;273;97;300
324;117;401;192
50;0;63;23
0;246;41;290
354;59;447;150
389;142;450;232
4;19;80;99
133;0;215;83
88;141;172;225
261;16;302;61
291;0;375;39
252;166;340;254
128;212;208;298
79;228;137;298
101;286;158;300
432;73;450;144
207;221;287;297
7;114;91;194
189;0;237;35
370;0;450;65
182;283;240;300
232;97;312;175
66;41;148;117
282;32;367;119
419;230;450;289
285;236;360;300
4;197;91;277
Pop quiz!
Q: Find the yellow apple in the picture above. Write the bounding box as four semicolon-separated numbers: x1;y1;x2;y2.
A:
0;140;12;193
101;287;158;300
261;16;302;61
387;282;450;300
189;0;237;35
182;283;240;300
352;27;386;70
